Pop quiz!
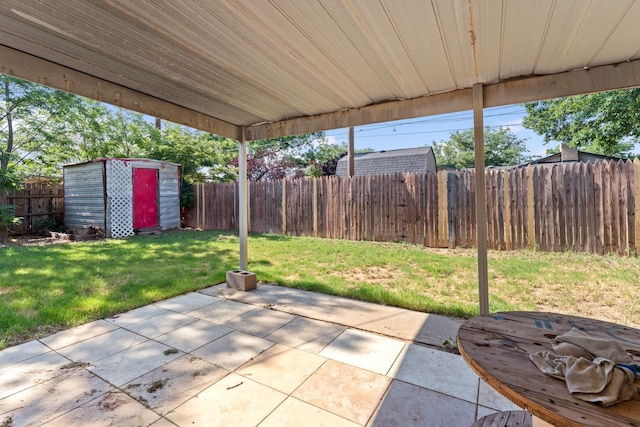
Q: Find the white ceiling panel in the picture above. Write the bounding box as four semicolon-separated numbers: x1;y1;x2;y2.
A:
2;0;640;138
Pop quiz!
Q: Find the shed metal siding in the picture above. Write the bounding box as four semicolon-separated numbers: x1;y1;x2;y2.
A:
63;161;105;230
158;165;181;230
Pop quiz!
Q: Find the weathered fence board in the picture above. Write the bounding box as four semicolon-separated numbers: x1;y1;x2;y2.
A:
7;183;63;234
183;160;638;256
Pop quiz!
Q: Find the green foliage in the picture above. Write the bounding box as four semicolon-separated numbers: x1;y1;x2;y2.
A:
142;124;238;183
0;73;336;183
36;213;64;232
432;127;530;169
180;182;194;208
0;205;21;228
523;89;640;156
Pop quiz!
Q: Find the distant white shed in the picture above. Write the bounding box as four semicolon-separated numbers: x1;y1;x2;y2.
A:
63;158;181;238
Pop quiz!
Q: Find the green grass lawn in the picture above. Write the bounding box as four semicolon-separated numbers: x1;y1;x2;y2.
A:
1;230;639;350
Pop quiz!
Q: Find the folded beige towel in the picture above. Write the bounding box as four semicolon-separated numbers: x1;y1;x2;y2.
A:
529;328;639;406
553;328;633;363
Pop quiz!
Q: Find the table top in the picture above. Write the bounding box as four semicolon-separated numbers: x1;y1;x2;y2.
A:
457;311;640;427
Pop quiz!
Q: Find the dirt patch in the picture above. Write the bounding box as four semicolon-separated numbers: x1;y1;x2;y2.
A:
61;361;92;370
98;393;127;411
334;265;398;287
163;348;179;356
2;234;65;247
1;415;13;427
146;379;168;393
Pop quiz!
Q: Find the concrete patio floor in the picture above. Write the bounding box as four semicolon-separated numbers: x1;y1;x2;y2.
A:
0;283;519;426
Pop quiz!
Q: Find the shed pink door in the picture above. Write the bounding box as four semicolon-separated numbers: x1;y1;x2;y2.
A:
133;168;158;229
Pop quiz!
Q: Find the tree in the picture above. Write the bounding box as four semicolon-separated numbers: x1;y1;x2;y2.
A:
1;74;101;178
1;75;91;240
300;140;347;177
432;127;530;169
522;89;640;157
142;123;238;183
238;132;331;180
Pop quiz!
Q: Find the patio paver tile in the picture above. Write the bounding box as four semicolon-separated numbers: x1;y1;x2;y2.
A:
258;397;361;427
154;320;233;353
166;372;287;427
319;328;405;375
478;379;522;411
360;311;462;348
123;311;197;339
0;351;70;399
55;328;147;363
106;304;169;327
0;367;113;426
149;417;179;426
42;390;160;426
122;354;229;415
191;330;274;371
388;343;480;404
40;319;119;350
88;340;182;386
187;299;256;324
292;359;392;425
265;316;346;354
154;292;220;314
477;405;502;420
221;307;297;338
236;344;326;394
367;379;476;427
0;340;51;369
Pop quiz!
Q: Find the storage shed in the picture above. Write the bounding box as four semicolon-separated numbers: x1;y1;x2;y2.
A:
63;158;181;238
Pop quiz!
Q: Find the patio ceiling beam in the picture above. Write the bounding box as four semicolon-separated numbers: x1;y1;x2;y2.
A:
0;45;241;140
247;59;640;141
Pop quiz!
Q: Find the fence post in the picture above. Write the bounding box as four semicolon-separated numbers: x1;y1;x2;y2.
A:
504;170;512;250
437;170;448;247
313;177;318;237
527;165;535;249
281;178;287;235
447;172;456;249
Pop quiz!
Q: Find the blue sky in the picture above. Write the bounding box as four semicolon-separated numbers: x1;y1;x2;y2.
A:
324;105;553;159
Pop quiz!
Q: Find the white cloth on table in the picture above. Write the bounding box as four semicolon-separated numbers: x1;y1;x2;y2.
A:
529;327;639;406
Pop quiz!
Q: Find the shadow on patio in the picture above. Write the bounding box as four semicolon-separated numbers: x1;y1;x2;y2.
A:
0;284;519;426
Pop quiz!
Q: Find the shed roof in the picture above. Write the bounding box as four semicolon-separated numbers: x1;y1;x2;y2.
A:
336;147;435;176
63;158;181;168
2;1;640;141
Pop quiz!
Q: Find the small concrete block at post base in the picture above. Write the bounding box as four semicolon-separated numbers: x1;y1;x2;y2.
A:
226;270;257;291
471;411;532;427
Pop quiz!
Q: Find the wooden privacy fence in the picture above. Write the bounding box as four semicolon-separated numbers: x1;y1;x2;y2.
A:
7;183;64;234
184;159;640;256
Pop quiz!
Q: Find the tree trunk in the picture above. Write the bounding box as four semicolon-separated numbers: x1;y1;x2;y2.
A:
2;78;13;170
0;78;14;242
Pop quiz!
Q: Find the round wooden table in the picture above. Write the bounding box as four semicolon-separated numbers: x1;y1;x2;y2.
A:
457;311;640;427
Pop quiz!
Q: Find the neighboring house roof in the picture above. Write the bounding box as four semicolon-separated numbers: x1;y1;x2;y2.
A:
335;147;436;177
529;144;621;165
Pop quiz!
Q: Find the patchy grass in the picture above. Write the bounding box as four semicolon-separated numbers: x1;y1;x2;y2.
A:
1;230;639;349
